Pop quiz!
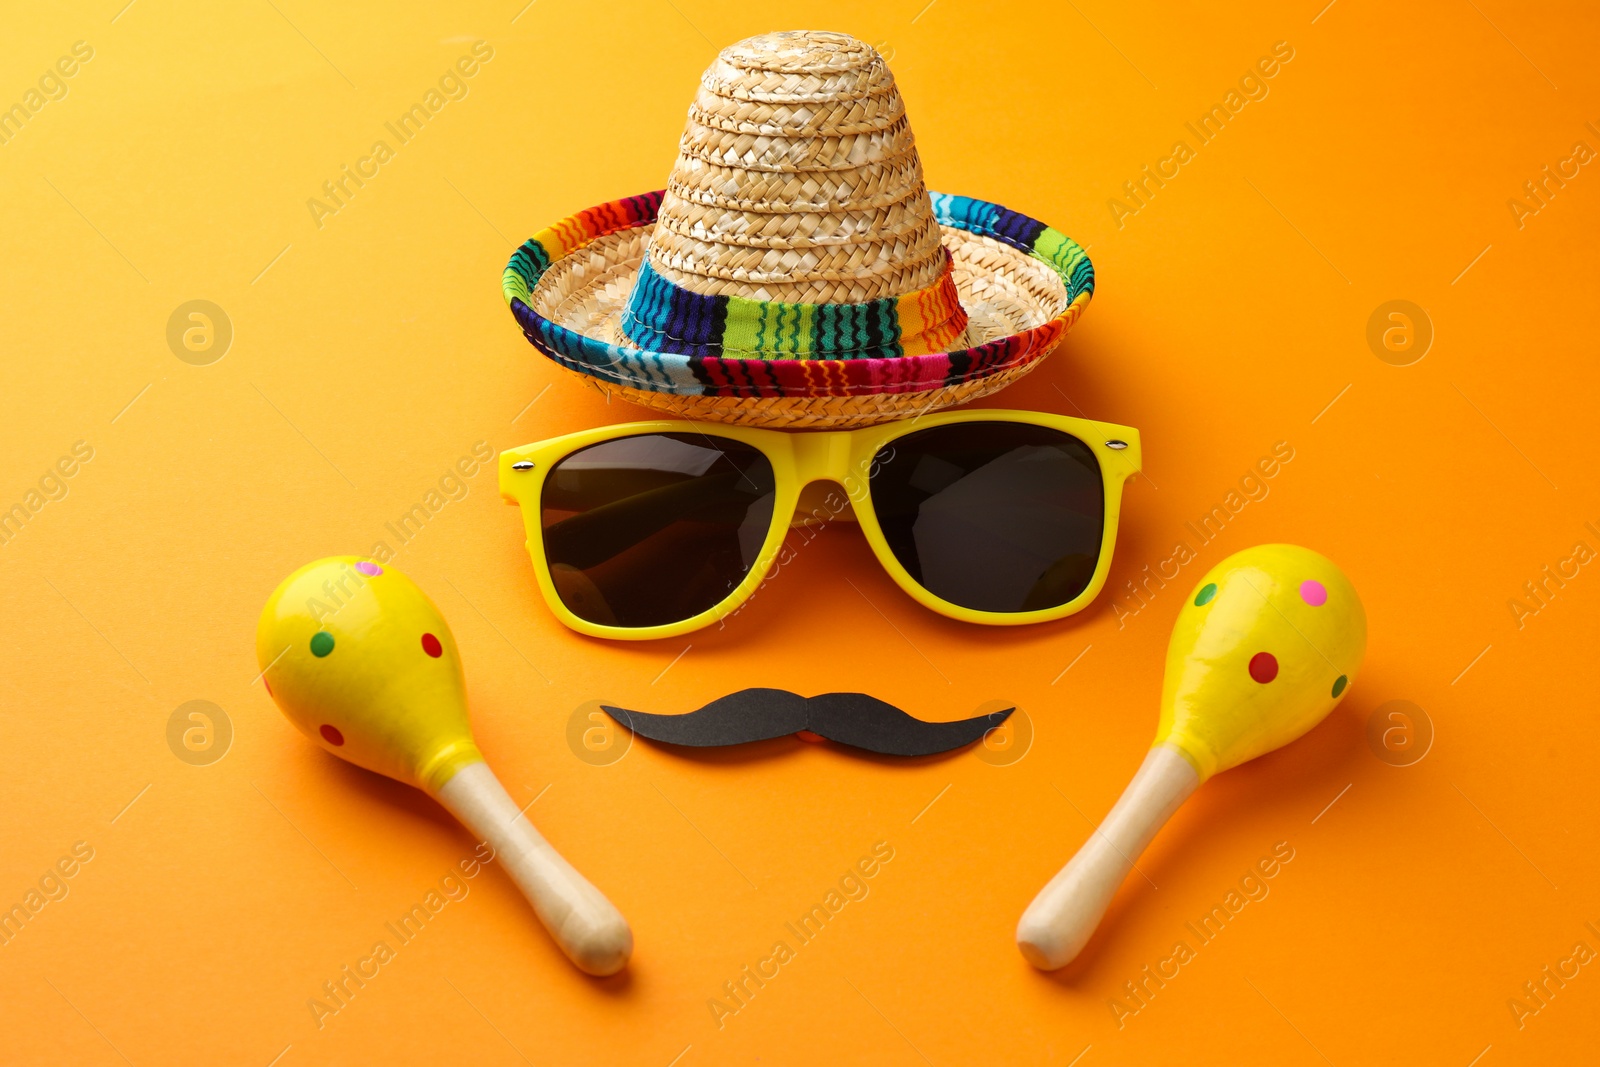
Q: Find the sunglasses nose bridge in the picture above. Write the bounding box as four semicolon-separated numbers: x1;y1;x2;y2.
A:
788;430;860;529
788;429;854;483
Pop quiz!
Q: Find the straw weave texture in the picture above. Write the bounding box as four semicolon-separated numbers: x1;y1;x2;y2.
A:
529;223;1074;427
501;31;1095;427
649;31;951;309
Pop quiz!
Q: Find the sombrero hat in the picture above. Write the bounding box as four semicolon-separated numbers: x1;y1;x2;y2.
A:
501;30;1094;428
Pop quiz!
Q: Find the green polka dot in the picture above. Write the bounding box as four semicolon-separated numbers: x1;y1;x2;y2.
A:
310;631;335;657
1331;675;1348;697
1194;583;1218;606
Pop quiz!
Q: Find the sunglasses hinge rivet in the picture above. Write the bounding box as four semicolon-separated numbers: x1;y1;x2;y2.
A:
512;460;535;470
1105;440;1128;450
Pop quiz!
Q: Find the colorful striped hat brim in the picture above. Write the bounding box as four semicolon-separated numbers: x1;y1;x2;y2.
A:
501;191;1093;400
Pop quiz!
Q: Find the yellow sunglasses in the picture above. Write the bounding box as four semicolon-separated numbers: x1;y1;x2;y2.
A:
498;409;1141;641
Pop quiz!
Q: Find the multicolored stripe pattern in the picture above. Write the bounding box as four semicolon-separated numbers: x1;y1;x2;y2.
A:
502;190;664;311
618;255;968;360
501;191;1094;398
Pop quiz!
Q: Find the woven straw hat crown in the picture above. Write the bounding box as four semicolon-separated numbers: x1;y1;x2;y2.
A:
620;30;969;356
501;28;1096;428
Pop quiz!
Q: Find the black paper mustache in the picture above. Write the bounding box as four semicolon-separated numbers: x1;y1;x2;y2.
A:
601;688;1014;757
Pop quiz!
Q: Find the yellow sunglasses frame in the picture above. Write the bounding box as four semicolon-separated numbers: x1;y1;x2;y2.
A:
499;409;1141;641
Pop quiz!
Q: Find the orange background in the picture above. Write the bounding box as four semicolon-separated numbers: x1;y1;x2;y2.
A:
4;1;1598;1063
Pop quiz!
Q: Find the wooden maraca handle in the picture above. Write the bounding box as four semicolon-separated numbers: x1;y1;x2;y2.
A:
1017;743;1199;970
436;762;633;976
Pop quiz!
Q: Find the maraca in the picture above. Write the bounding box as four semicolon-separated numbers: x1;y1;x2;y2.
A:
1017;544;1366;970
256;557;632;976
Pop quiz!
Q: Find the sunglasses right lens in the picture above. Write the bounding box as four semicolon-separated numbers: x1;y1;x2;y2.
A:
539;433;777;628
869;422;1106;614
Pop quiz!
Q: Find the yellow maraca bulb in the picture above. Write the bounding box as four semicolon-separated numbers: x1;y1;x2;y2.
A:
1019;544;1366;970
1158;543;1366;781
257;557;632;976
256;557;482;792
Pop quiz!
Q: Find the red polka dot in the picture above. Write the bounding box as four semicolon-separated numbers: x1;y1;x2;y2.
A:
320;724;345;746
263;678;273;698
421;633;442;658
795;730;826;743
1249;652;1279;684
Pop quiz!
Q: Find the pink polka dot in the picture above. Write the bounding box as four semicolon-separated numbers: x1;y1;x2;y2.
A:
1249;652;1279;684
1300;579;1327;606
356;561;382;577
421;633;442;658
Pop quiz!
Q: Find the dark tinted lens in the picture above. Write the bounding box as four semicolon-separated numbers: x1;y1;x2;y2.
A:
869;422;1104;613
540;433;776;627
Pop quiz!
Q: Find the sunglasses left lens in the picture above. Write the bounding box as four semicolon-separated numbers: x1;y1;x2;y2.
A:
539;433;777;628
